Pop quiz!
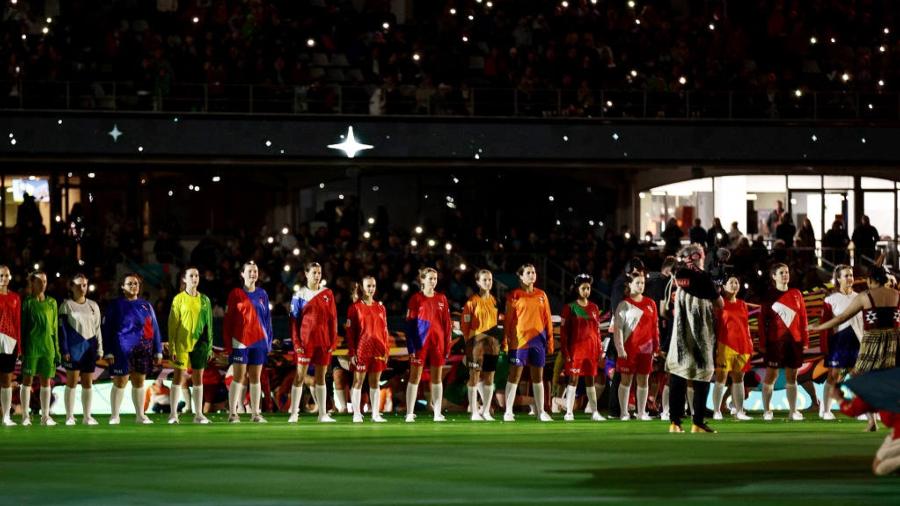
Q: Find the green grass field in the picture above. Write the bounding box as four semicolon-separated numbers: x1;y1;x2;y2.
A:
3;413;898;505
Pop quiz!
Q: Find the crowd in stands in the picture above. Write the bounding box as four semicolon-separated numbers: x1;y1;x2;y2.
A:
6;185;889;339
3;1;900;116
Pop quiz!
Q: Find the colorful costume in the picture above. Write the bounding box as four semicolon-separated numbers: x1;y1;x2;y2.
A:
560;301;603;376
290;287;338;366
614;296;659;375
820;291;863;369
406;291;451;367
503;288;553;367
759;288;809;369
0;291;21;373
102;297;162;376
715;298;753;373
22;296;59;378
168;291;213;370
59;298;103;372
223;287;272;366
345;300;390;373
855;292;900;373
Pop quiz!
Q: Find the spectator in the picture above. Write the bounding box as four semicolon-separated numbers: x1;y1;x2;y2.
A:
775;214;796;248
823;220;850;265
851;215;880;266
688;218;707;246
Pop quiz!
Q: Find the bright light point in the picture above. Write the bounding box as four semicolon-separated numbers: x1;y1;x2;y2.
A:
212;176;221;182
810;37;817;44
338;194;345;200
28;175;35;181
192;17;199;23
401;283;409;292
444;242;452;251
319;182;325;189
638;192;646;199
563;135;569;142
708;23;715;30
42;26;48;34
462;35;469;42
293;284;301;292
367;217;375;225
281;226;289;235
138;146;144;152
468;15;474;21
868;103;874;110
880;45;886;53
292;248;301;256
486;1;493;6
88;284;95;292
861;138;867;144
414;226;423;234
412;53;421;61
9;139;16;145
811;134;818;141
327;126;374;158
628;0;635;7
794;89;803;97
363;231;371;239
885;28;891;34
265;140;272;147
168;190;174;197
561;1;569;8
267;236;274;244
635;19;641;25
372;185;379;191
306;38;315;47
189;185;195;191
283;265;291;272
830;37;836;43
878;80;885;87
841;72;850;82
449;8;456;15
548;195;555;202
57;119;62;125
20;34;25;40
460;263;467;271
410;239;418;247
54;215;61;223
678;76;687;85
33;263;39;270
556;220;561;226
588;220;595;226
382;22;390;30
427;239;436;247
630;69;638;77
612;133;620;140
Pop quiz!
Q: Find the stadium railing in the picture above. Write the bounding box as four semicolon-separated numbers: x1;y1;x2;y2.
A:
4;81;899;120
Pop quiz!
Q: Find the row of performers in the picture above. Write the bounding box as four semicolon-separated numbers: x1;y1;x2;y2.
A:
0;249;896;437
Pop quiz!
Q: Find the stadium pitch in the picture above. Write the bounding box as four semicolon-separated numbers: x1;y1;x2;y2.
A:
3;414;897;505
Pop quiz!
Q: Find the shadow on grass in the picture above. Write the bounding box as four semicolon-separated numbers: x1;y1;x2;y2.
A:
574;457;878;494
